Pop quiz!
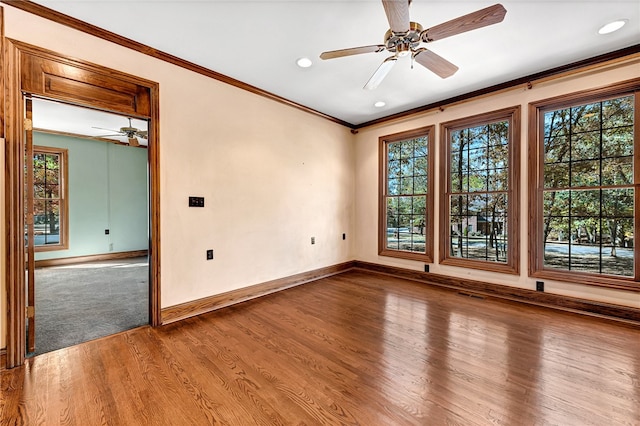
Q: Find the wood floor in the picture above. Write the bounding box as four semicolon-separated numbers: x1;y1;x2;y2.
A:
1;270;639;425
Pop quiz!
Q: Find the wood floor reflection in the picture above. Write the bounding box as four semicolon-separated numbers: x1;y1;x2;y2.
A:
2;270;639;425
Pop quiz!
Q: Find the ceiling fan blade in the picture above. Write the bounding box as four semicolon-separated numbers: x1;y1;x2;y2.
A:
382;0;411;33
128;137;140;147
413;49;459;79
96;133;124;138
320;45;385;60
137;130;148;139
364;56;397;90
421;3;507;42
92;126;121;133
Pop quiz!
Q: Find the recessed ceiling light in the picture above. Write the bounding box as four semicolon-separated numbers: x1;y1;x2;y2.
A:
598;19;628;35
374;101;386;108
296;57;312;68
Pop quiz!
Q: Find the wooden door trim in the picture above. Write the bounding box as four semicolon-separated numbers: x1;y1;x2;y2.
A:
3;39;161;368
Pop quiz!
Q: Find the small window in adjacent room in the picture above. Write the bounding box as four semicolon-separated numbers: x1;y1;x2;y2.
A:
33;146;68;251
379;126;435;262
529;82;639;289
440;107;520;274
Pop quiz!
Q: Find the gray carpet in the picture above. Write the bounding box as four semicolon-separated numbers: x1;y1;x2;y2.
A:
33;257;149;356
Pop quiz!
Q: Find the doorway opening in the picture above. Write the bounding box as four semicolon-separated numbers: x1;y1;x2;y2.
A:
26;99;151;356
4;39;161;368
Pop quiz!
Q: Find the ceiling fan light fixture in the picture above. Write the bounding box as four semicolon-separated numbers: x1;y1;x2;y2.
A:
374;101;386;108
296;57;313;68
598;19;627;34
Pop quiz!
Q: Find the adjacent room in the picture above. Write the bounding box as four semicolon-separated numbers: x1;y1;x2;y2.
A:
0;1;638;424
28;100;150;355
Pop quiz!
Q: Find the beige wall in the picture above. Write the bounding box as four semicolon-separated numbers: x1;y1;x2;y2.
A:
0;6;355;347
354;60;640;309
1;5;639;351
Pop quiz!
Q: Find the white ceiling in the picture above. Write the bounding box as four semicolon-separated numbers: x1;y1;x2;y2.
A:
32;98;149;146
29;0;640;127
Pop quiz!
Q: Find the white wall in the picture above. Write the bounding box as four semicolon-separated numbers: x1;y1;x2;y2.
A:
353;62;640;309
0;6;355;348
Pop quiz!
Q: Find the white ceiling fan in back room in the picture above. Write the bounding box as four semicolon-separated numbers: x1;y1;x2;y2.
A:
93;118;148;147
320;1;507;90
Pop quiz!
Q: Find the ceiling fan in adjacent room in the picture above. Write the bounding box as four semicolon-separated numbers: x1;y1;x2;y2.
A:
92;118;148;147
320;1;507;90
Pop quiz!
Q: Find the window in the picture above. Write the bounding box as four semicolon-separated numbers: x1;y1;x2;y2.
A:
33;146;68;251
529;82;639;289
440;107;520;274
379;126;434;262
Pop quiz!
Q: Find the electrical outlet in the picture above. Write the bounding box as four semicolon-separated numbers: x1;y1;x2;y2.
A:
105;229;110;235
311;237;315;245
424;264;429;273
342;233;346;240
536;281;544;292
206;249;214;260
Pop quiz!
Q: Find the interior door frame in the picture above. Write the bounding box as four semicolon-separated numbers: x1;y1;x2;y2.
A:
3;38;161;368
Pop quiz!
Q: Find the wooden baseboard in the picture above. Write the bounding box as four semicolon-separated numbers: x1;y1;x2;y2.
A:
353;261;640;326
34;250;148;268
161;261;356;324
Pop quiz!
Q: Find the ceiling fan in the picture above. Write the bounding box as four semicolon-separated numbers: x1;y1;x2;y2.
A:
92;118;148;147
320;1;507;90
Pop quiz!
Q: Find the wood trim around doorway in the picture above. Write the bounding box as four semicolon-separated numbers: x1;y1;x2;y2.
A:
3;39;161;368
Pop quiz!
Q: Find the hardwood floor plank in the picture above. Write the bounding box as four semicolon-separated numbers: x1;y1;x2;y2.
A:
1;270;639;425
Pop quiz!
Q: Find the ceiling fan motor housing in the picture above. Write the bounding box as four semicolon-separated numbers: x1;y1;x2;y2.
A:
384;22;423;56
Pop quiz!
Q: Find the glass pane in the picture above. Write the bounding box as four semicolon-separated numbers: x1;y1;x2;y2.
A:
450;130;465;153
544;162;569;188
543;190;570;217
572;102;601;133
468;147;487;170
45;183;60;199
387;178;400;195
35;200;60;246
414;176;427;194
388;160;400;179
571;190;600;217
543;217;570;269
414;138;427;157
544;108;571;138
601;217;633;277
602;126;633;157
34;183;46;199
602;188;634;218
602;156;633;186
386;197;399;249
413;196;426;216
571;132;599;160
400;141;413;159
388;142;401;161
571;160;599;187
488;168;507;191
544;135;570;164
468;170;487;192
569;217;601;273
400;177;413;194
602;96;634;128
414;156;427;176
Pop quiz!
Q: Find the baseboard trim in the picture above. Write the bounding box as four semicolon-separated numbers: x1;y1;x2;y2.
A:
161;261;356;324
34;250;148;268
0;349;6;371
353;261;640;326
